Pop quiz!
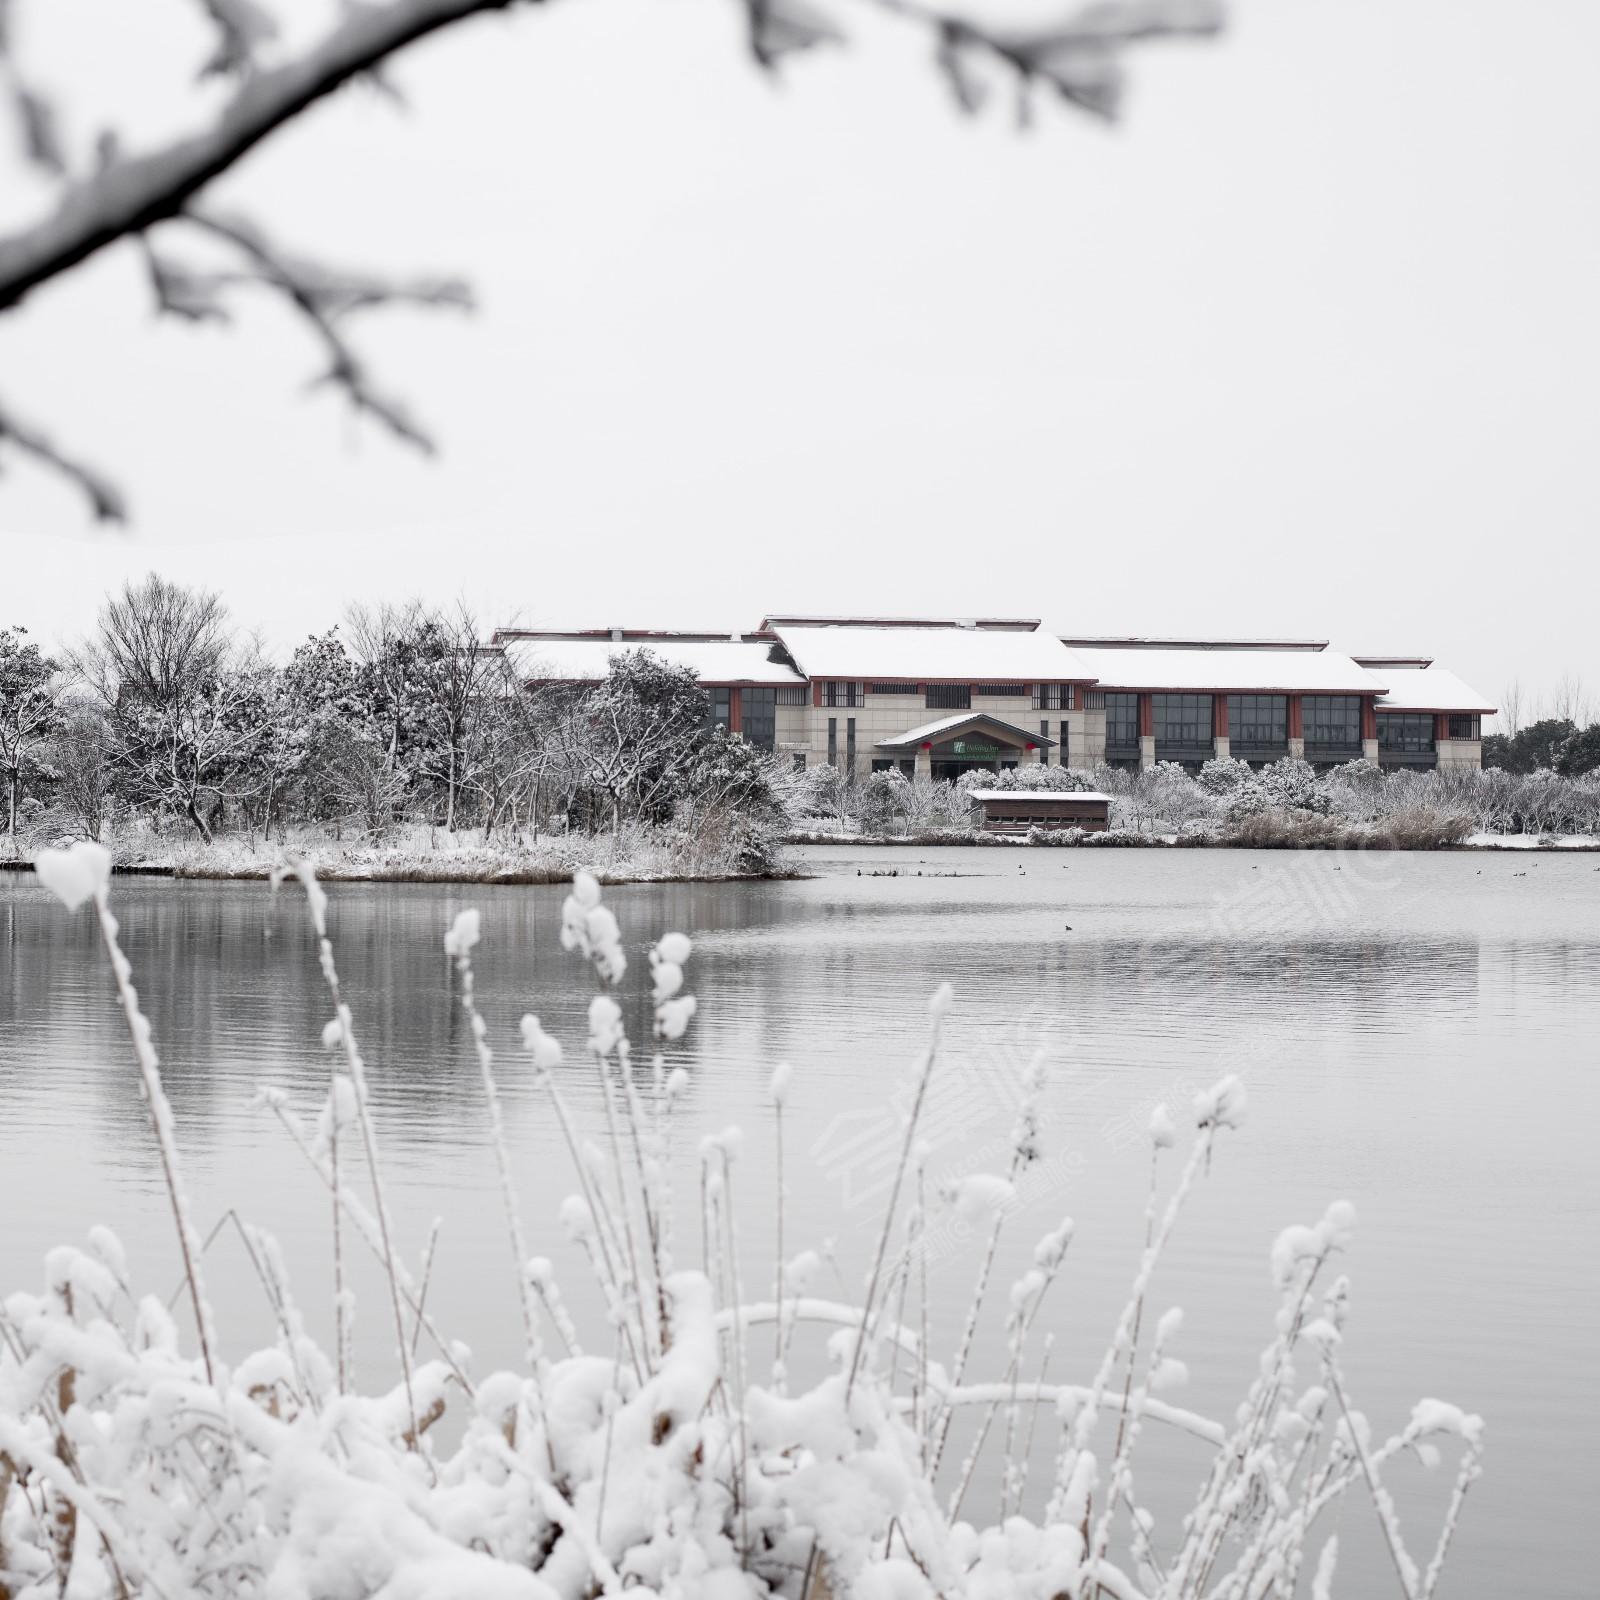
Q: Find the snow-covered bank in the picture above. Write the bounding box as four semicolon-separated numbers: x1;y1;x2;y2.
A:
2;821;796;884
0;844;1483;1600
1463;831;1600;851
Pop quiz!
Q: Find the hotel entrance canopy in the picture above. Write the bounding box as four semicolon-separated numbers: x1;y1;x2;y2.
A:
876;712;1056;761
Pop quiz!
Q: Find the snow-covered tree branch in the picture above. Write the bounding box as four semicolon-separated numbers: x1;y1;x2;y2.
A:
0;0;1223;519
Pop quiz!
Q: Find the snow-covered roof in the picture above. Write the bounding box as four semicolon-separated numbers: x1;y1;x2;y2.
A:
876;713;1055;749
760;613;1041;632
1373;666;1496;715
967;790;1111;803
772;624;1092;682
1064;636;1329;652
1070;646;1386;695
502;636;803;687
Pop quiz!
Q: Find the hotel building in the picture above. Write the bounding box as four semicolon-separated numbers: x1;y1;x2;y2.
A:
492;617;1496;778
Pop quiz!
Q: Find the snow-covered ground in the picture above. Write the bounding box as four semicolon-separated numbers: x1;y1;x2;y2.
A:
9;822;786;882
1463;832;1600;850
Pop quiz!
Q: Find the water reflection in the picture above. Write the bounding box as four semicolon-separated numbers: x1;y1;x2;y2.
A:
1;852;1597;1599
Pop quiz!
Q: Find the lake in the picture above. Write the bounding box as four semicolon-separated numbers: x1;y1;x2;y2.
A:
2;846;1596;1597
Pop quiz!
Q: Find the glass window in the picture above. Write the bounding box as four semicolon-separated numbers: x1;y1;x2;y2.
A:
1378;713;1435;753
869;683;918;695
1153;693;1213;749
977;684;1027;697
742;687;777;751
1448;714;1480;741
827;717;837;766
792;752;807;771
706;689;731;730
1105;692;1140;751
926;684;972;710
1228;694;1287;749
1304;696;1361;748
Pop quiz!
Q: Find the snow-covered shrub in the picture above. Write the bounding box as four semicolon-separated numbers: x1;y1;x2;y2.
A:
1226;758;1330;821
4;844;1484;1600
1196;755;1252;796
857;770;910;833
1320;758;1386;821
954;766;1101;795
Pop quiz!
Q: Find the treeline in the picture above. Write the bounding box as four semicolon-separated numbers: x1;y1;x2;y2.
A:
1482;718;1600;776
796;756;1600;839
0;575;796;859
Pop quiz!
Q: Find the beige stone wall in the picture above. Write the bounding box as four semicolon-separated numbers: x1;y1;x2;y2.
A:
780;690;1078;774
1436;738;1483;770
1075;708;1107;768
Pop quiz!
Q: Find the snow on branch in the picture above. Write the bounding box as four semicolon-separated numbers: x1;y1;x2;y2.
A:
0;392;126;521
192;0;280;78
849;0;1227;122
0;0;1224;518
181;206;473;452
0;0;528;314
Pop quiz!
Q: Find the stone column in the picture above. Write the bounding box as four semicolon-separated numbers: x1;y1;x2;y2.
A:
1138;693;1156;769
1363;738;1380;762
1287;694;1304;762
1212;695;1229;763
1214;736;1231;760
915;743;932;780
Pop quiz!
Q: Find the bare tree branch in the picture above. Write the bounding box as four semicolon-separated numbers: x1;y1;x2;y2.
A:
0;0;530;314
193;0;279;78
0;0;1223;521
0;392;126;520
854;0;1225;121
183;205;472;451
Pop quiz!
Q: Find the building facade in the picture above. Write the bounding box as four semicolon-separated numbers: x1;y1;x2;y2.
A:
492;618;1496;778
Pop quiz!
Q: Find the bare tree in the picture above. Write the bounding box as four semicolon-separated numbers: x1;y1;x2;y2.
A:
416;602;498;832
46;700;116;841
0;0;1222;518
0;624;62;846
76;574;272;842
1498;678;1524;739
1550;671;1591;730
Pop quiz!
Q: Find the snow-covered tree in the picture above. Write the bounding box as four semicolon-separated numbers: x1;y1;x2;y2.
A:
0;624;61;844
0;0;1222;518
76;574;273;841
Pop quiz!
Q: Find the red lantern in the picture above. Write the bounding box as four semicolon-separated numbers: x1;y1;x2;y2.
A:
921;741;932;750
1025;742;1036;752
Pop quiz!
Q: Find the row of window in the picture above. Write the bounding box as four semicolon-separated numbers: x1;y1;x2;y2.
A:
716;689;1477;770
1303;696;1362;748
1154;693;1212;749
1104;692;1370;754
1377;712;1434;753
824;682;1079;711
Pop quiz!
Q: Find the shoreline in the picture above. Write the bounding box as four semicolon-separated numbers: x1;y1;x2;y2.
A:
4;831;1596;888
784;830;1600;853
0;858;803;886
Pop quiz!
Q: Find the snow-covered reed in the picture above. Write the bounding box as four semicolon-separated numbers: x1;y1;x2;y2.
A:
0;844;1483;1599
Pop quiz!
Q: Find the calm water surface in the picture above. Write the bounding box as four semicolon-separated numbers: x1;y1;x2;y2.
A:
2;847;1597;1596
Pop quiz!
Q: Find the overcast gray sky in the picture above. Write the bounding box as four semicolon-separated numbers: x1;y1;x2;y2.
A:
2;0;1596;720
